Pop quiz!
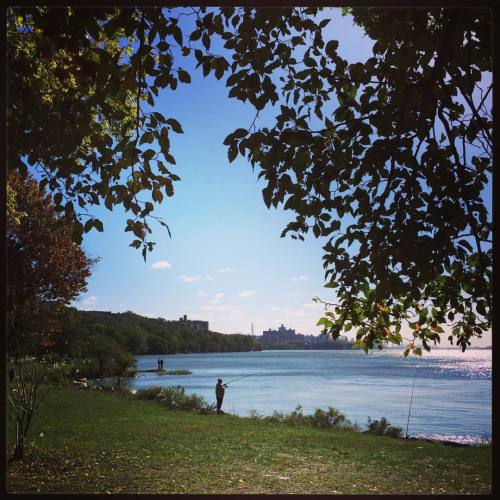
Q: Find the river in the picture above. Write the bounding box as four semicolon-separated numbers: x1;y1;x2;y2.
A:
130;348;491;444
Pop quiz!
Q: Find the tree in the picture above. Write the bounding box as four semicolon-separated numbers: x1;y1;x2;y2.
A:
7;7;189;259
7;358;52;461
7;173;93;354
82;333;134;376
8;7;492;353
221;8;492;354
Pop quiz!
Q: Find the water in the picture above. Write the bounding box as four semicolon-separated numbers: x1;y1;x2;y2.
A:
130;349;491;443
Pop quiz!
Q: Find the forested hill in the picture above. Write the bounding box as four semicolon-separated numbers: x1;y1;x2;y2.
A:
59;309;261;356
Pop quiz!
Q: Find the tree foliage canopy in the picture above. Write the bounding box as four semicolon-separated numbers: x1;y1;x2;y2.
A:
7;172;93;353
8;7;492;353
222;8;492;354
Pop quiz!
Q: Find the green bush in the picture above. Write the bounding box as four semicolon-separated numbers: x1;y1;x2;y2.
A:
256;404;352;430
309;407;349;429
248;408;261;419
39;358;99;384
287;405;308;426
40;355;137;382
133;385;215;413
366;417;403;438
133;386;166;400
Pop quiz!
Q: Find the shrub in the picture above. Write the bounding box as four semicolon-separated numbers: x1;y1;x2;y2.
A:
265;410;286;423
258;405;352;430
286;405;307;426
41;358;99;384
366;417;403;438
134;386;165;400
308;407;351;429
248;409;261;419
133;385;214;413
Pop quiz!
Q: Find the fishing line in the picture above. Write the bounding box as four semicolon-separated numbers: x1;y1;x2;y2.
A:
224;374;253;385
405;364;418;439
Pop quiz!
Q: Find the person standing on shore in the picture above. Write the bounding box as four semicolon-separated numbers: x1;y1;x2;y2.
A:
215;378;228;415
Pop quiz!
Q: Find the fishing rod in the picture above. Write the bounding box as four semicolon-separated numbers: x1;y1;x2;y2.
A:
224;374;253;386
405;364;418;439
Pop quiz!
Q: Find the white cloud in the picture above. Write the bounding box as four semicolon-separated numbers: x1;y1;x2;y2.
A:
217;267;232;273
208;292;225;304
151;260;171;269
205;276;215;280
179;275;202;283
82;295;98;306
198;305;246;326
290;275;309;282
238;290;256;298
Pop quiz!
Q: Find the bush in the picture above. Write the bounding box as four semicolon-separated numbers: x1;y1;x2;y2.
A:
366;417;403;438
309;407;350;429
257;404;352;430
133;386;166;400
248;409;261;419
41;358;99;384
265;410;286;424
286;405;308;426
133;385;215;413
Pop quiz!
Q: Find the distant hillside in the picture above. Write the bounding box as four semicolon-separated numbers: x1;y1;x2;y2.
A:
57;308;261;356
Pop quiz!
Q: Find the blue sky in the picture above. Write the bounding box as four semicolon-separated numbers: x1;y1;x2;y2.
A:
72;9;491;346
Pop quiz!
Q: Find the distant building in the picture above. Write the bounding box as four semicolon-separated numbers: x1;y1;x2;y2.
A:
262;324;306;344
257;324;350;347
178;314;209;332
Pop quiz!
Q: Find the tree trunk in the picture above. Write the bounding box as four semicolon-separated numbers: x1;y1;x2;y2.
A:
13;428;24;461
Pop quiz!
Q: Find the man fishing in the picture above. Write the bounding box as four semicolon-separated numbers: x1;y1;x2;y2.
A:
215;378;228;415
215;374;252;415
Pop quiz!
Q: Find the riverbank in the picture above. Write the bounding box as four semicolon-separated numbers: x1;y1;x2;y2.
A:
6;386;491;494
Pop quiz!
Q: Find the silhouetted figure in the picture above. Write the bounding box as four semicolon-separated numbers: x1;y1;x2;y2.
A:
159;359;164;370
157;358;161;370
215;378;228;415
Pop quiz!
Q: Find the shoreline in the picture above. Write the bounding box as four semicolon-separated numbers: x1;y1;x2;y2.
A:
76;376;491;447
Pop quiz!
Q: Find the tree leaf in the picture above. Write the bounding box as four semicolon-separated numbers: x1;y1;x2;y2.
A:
178;69;191;83
166;118;184;134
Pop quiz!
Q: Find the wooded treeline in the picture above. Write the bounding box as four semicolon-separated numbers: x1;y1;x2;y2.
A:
55;308;261;358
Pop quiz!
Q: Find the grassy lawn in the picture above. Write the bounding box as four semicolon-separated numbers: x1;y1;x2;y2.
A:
6;386;491;494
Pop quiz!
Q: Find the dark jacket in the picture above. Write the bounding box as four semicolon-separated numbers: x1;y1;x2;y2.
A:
215;382;225;398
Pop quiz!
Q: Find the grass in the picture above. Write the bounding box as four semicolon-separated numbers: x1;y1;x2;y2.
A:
6;386;491;494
